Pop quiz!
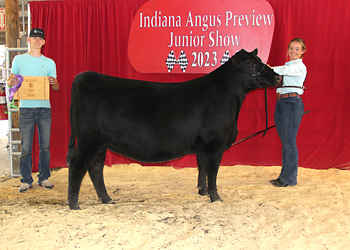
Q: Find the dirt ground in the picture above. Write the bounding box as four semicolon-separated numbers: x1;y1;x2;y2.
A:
1;120;350;250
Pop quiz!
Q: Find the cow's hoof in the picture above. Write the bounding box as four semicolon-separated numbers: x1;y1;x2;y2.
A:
198;188;208;196
101;198;115;204
210;193;222;203
69;205;81;210
211;198;223;203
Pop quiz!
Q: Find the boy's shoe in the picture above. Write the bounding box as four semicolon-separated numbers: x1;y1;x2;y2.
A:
19;183;33;193
37;179;54;189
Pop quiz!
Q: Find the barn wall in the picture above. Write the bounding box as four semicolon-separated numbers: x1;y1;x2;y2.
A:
29;0;350;170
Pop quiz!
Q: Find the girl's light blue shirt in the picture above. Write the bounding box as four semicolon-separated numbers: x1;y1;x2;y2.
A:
11;53;57;108
272;59;307;95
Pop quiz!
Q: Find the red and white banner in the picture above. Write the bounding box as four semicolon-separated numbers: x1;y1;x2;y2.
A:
0;8;5;31
128;0;275;74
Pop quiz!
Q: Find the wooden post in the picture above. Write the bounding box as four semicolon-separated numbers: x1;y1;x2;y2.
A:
5;0;19;61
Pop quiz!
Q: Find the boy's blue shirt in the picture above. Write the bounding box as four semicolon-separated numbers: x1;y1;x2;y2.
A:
11;53;57;108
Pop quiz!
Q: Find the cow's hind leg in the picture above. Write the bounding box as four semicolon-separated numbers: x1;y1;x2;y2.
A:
196;153;208;196
88;148;114;205
68;143;101;210
68;154;90;209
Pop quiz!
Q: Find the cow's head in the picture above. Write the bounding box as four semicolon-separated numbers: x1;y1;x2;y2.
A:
232;49;281;89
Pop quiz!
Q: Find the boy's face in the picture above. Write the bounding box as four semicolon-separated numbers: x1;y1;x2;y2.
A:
27;36;46;49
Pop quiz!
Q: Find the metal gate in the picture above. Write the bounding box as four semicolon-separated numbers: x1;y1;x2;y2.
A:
4;47;28;177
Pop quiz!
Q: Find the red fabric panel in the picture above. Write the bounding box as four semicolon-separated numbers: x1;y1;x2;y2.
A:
29;0;350;171
266;0;350;169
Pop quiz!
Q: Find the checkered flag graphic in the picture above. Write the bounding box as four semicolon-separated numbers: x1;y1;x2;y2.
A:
166;50;176;72
220;50;230;65
165;50;189;72
177;50;189;72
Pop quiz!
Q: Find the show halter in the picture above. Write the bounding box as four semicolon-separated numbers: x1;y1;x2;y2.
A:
237;61;267;87
252;63;266;86
240;62;269;136
254;63;269;136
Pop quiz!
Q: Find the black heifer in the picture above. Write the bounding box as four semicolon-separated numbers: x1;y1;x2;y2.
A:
66;49;280;209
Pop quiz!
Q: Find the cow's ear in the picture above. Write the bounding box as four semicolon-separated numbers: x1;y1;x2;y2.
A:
251;49;258;56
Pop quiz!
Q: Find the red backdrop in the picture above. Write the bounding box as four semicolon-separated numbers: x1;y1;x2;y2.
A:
29;0;350;171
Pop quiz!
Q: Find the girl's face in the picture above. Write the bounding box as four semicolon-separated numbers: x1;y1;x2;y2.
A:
288;41;304;61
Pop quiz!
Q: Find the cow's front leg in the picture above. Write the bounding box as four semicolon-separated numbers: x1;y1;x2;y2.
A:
207;168;222;203
88;148;114;205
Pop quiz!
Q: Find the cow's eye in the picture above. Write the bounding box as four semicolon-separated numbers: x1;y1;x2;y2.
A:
248;62;254;68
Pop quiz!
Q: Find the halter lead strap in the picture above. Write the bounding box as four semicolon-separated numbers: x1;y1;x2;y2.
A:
238;62;269;137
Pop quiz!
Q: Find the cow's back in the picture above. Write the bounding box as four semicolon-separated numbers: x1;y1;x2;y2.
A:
70;71;236;163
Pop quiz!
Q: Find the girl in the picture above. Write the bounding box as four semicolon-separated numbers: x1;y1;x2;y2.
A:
270;38;307;187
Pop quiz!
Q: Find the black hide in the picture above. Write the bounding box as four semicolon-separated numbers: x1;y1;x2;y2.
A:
66;49;281;209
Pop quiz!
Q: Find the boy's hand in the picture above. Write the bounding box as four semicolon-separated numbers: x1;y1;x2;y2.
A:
7;74;18;87
48;76;57;85
48;76;60;91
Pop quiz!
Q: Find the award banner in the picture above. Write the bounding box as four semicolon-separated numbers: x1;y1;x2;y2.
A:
128;0;275;73
14;76;50;100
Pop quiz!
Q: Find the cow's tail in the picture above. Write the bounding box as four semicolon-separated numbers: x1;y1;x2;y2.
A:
66;76;79;167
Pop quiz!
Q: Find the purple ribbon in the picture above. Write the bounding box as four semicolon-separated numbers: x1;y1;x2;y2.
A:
8;74;23;101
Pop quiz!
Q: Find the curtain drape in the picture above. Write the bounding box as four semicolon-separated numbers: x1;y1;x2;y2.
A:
28;0;350;172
